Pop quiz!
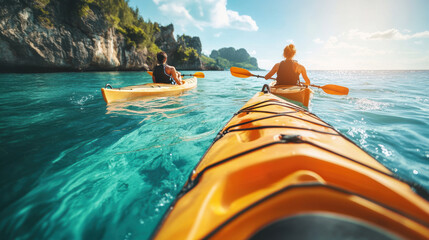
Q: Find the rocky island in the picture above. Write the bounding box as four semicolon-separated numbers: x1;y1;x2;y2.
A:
0;0;259;73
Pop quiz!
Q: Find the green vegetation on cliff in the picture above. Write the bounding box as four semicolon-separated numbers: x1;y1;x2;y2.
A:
174;34;200;64
33;0;160;55
33;0;53;27
96;0;160;53
200;55;218;69
174;45;199;63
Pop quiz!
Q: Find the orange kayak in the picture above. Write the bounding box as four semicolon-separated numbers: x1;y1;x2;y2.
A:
152;86;429;240
269;81;313;107
101;77;197;104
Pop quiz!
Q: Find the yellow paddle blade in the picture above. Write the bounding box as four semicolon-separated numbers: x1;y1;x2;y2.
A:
230;67;253;78
320;84;349;95
147;71;153;76
193;72;205;78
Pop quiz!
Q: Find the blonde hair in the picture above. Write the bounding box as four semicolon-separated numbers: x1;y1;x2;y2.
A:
283;44;296;60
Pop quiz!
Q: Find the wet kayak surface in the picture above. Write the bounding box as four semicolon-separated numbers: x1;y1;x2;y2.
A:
1;70;428;239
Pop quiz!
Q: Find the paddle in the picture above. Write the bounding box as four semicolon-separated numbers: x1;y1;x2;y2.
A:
230;67;270;79
230;67;349;95
147;71;205;78
309;84;349;95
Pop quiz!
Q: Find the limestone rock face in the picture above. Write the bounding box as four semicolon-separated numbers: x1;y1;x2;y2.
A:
154;24;214;70
178;35;202;55
154;24;177;55
0;0;150;72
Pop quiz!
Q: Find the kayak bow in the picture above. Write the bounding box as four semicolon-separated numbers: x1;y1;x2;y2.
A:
152;85;429;240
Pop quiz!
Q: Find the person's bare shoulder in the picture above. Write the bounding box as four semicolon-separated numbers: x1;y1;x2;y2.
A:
165;65;175;74
272;62;280;71
295;62;305;73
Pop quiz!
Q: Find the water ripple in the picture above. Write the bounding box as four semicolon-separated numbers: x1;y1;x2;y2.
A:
1;70;429;239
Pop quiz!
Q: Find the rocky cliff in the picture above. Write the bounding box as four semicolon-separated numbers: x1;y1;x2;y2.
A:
154;24;207;70
0;0;155;72
0;0;244;73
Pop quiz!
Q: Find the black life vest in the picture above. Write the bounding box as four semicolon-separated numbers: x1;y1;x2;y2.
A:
153;64;175;84
276;60;300;85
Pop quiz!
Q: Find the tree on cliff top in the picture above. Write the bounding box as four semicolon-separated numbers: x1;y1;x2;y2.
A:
86;0;160;53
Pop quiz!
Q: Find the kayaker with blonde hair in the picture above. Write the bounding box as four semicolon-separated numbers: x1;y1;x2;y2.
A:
264;44;310;86
152;51;183;85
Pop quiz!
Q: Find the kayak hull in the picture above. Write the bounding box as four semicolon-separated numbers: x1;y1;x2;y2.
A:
269;81;313;107
152;89;429;240
101;77;197;104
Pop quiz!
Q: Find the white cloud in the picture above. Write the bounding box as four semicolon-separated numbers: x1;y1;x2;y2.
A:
249;50;256;55
153;0;258;31
313;38;323;44
158;3;204;30
214;32;222;38
325;39;386;56
347;29;429;40
326;36;338;45
368;29;405;40
306;29;429;69
317;28;429;57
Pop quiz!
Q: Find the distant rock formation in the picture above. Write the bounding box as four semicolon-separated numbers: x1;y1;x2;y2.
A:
210;47;260;70
0;0;152;72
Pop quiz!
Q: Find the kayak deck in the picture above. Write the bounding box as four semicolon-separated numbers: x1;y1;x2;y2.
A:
101;77;197;104
152;88;429;240
269;81;313;107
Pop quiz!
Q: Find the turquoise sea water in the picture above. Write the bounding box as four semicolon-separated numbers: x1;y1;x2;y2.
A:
1;70;428;239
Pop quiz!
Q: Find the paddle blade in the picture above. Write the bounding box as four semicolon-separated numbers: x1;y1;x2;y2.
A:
321;84;349;95
193;72;205;78
147;71;153;76
230;67;253;78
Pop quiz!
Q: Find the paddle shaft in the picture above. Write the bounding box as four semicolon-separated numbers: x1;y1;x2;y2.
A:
147;71;204;78
250;73;277;81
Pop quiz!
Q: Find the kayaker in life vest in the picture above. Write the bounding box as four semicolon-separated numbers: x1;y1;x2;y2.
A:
264;44;310;86
152;51;183;85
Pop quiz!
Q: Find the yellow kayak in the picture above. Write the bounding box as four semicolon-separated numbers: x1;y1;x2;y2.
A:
152;86;429;240
101;77;197;104
269;81;313;107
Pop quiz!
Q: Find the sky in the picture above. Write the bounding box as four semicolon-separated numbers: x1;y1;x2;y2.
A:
129;0;429;70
